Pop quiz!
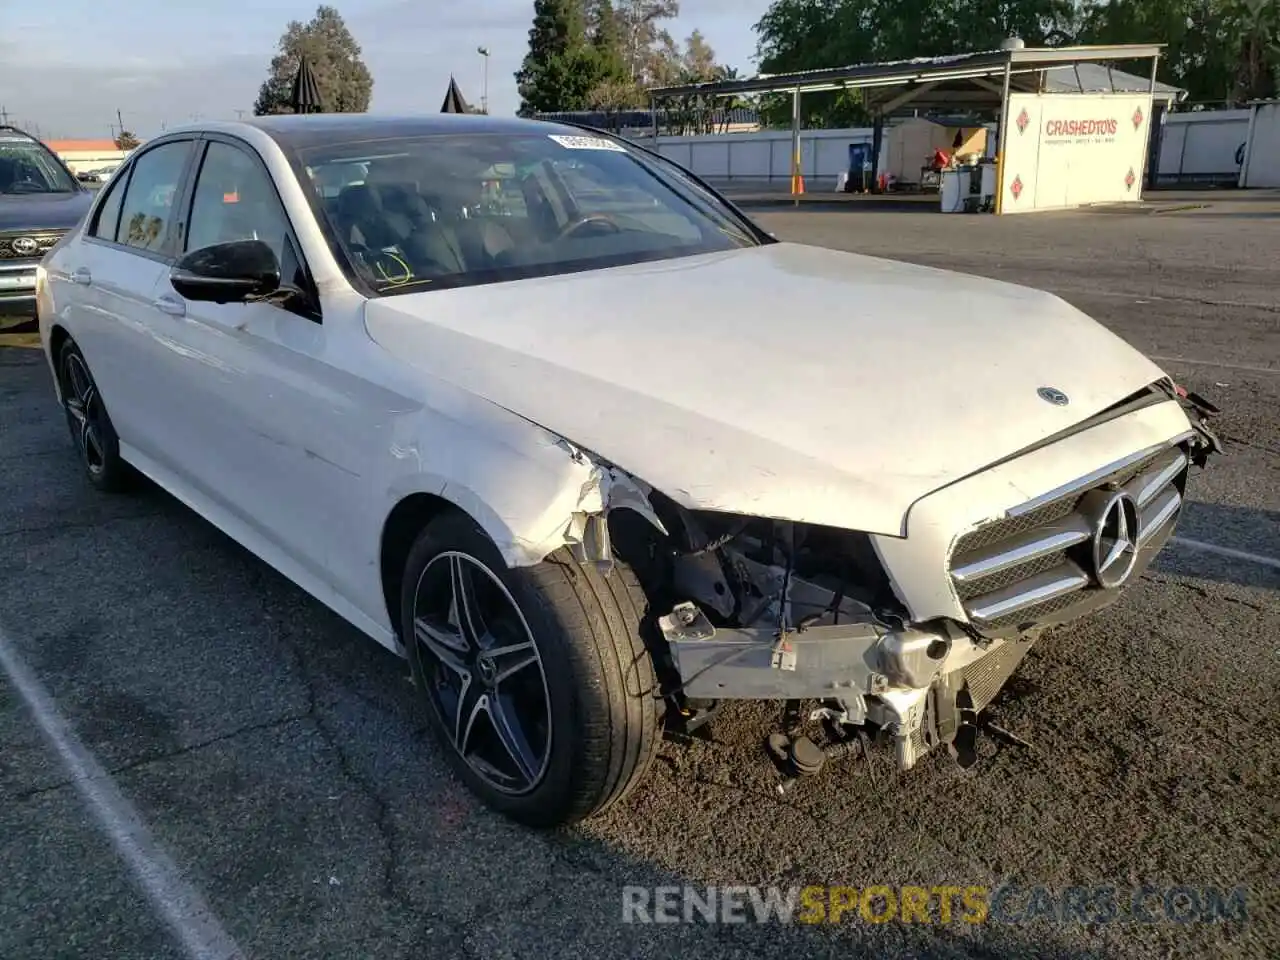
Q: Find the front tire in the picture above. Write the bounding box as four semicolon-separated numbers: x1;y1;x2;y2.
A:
400;510;662;827
57;338;132;493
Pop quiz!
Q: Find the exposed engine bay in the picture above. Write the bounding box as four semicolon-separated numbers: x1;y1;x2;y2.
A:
603;500;1007;787
564;383;1223;792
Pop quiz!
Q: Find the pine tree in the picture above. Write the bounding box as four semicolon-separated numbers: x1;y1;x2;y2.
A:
590;0;629;80
253;5;373;116
516;0;593;115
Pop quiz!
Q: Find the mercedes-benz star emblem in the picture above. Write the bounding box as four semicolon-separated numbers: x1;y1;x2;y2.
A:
11;237;39;256
1037;386;1069;406
1092;491;1140;589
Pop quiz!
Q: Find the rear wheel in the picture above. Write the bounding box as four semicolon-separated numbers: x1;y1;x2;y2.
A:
57;338;132;493
400;510;662;827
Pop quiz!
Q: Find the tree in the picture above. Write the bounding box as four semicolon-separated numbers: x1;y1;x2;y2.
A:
587;77;645;130
1074;0;1280;104
589;0;631;82
518;0;740;119
253;5;373;116
752;0;1277;115
753;0;1086;127
1230;0;1280;102
658;33;738;134
114;131;140;151
680;29;717;81
517;0;601;114
753;0;877;127
588;0;622;51
615;0;681;83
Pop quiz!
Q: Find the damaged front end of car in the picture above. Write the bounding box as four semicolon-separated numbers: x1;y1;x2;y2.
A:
553;458;1044;785
543;382;1223;791
567;487;1029;787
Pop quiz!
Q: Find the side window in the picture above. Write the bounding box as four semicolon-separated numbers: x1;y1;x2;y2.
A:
185;141;289;266
116;141;191;254
89;170;127;242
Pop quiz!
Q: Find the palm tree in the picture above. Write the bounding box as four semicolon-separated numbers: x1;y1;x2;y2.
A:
1232;0;1280;103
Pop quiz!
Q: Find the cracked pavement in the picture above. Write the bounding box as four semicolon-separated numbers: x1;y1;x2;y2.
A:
1;196;1277;959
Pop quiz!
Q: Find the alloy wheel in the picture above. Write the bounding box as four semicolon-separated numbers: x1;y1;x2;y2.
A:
62;352;106;476
411;552;553;795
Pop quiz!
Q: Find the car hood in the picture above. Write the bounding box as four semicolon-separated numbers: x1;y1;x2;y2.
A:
364;242;1169;536
0;191;94;233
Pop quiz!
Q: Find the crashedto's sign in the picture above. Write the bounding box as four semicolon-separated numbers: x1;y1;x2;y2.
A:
1001;93;1153;213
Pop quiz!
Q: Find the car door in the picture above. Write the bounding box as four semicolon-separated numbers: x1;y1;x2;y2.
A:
154;135;379;600
55;137;198;464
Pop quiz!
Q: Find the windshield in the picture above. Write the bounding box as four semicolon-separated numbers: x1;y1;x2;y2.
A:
296;131;759;295
0;134;79;195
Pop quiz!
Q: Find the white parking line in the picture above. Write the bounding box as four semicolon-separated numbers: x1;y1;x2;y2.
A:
0;626;245;960
1149;356;1279;376
1171;537;1280;571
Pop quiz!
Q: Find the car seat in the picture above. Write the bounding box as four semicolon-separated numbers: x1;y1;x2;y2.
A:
431;177;517;269
335;176;466;279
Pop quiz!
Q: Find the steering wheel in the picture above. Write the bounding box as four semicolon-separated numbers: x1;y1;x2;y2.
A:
8;176;46;194
557;214;622;241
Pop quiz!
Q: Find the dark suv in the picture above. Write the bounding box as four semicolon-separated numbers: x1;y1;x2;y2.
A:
1;125;95;329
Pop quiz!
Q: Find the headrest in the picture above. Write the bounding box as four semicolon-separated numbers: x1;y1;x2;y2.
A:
336;183;381;218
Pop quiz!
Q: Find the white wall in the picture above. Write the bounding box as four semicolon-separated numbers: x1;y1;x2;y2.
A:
644;105;1257;196
999;92;1153;213
652;127;877;184
1158;110;1251;182
1239;101;1280;188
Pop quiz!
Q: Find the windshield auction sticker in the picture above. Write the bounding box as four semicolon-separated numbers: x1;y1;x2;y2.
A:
547;134;627;152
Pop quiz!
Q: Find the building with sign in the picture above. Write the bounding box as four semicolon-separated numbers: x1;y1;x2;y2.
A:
43;139;134;176
1000;91;1157;212
648;41;1181;215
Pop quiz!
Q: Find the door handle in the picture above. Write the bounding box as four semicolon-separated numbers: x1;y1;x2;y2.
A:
71;267;92;285
153;295;186;317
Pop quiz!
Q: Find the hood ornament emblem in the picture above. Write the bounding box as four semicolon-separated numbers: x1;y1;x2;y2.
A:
1091;491;1140;588
1037;386;1069;406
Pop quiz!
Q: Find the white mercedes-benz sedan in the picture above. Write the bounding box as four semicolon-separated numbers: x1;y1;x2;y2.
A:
37;114;1221;826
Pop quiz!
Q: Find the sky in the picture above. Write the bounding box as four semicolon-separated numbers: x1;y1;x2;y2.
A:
0;0;770;140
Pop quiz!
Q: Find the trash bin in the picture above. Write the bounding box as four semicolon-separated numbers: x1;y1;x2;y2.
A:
940;168;971;213
846;143;872;192
979;162;997;209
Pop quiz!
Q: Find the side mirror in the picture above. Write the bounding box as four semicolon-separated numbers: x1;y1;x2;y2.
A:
169;239;281;304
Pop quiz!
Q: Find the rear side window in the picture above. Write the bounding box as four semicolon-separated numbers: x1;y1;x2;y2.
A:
116;141;192;254
89;172;127;242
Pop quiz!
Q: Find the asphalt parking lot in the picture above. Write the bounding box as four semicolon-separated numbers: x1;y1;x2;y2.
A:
2;193;1277;960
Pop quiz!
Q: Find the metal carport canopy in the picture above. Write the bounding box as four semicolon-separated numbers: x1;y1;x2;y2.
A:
647;44;1166;203
646;44;1166;107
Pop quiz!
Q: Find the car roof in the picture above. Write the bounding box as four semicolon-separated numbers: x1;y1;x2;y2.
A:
0;125;40;141
172;113;603;152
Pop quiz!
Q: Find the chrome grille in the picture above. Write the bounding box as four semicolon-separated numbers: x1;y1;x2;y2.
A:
953;550;1066;601
0;231;64;260
953;495;1078;554
949;440;1190;632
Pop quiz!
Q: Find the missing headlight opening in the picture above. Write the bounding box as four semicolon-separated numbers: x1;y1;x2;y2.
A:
560;460;976;791
555;395;1221;795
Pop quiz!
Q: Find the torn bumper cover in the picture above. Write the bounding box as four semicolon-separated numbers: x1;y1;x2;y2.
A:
659;602;1037;770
